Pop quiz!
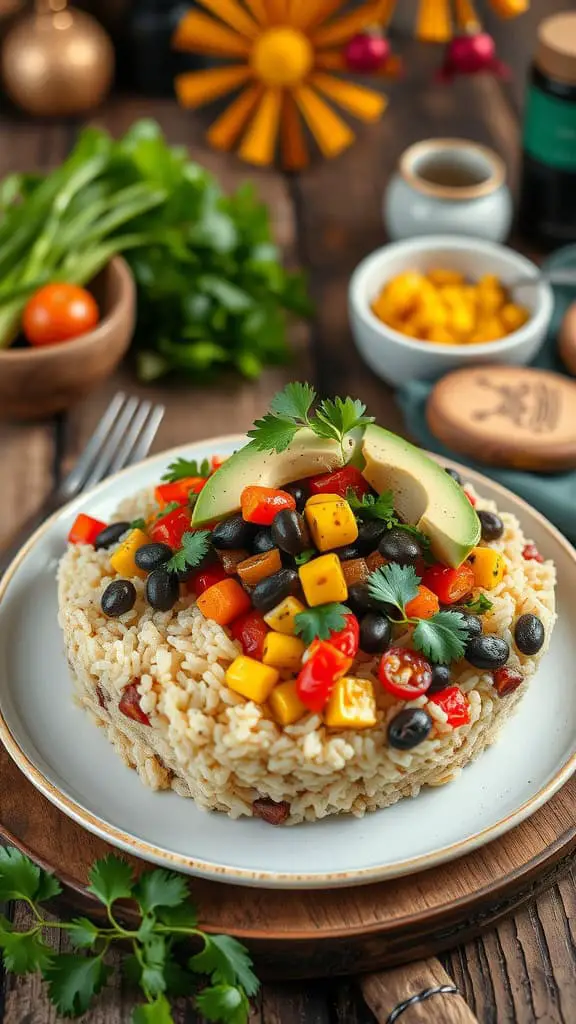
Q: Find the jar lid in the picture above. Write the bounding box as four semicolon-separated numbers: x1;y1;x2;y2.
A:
536;13;576;86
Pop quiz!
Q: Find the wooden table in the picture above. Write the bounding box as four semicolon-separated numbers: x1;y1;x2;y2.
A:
2;2;576;1020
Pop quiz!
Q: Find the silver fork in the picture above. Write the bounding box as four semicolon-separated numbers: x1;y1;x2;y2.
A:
0;392;165;575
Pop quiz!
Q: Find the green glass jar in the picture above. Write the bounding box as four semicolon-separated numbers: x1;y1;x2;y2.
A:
518;12;576;249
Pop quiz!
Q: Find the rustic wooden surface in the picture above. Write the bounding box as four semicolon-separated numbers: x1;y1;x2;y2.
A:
1;1;576;1021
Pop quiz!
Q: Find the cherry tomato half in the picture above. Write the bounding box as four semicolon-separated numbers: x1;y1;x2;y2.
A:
23;283;99;347
378;648;432;700
327;613;360;659
428;686;470;727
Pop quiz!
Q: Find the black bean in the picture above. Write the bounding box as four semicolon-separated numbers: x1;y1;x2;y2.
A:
271;509;311;556
101;579;136;617
251;568;300;613
359;612;392;654
146;569;180;612
356;519;389;553
478;510;504;542
428;663;451;694
252;529;276;554
388;708;433;750
135;542;173;573
514;613;545;655
445;467;462;485
465;634;509;669
94;522;130;550
346;583;384;617
212;515;256;550
378;527;422;566
451;608;483;638
283;482;308;513
334;543;363;561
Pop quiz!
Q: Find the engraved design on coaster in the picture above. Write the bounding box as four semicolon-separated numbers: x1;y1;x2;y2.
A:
471;376;560;434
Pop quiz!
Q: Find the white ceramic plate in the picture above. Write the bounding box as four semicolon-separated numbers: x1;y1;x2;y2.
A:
0;436;575;890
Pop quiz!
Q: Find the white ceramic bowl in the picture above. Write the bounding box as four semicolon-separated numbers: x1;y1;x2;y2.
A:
349;236;554;387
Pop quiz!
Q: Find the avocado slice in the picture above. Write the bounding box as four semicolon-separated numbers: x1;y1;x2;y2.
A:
192;430;355;526
361;424;480;568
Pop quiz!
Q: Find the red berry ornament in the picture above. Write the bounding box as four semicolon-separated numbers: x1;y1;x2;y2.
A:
437;31;510;81
344;31;390;74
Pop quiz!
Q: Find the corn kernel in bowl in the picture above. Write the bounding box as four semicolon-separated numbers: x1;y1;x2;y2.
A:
371;269;530;346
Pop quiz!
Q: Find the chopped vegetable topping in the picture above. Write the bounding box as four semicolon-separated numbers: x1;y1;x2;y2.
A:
378;649;432;700
161;457;211;482
294;603;349;645
166;531;211;574
464;593;493;614
241;485;296;526
197;578;251;626
421;563;475;604
324;677;376;729
347;489;431;549
428;686;470;727
248;383;373;457
68;514;106;547
296;641;352;712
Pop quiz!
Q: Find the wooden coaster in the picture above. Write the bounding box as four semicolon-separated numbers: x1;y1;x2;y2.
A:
426;365;576;472
558;303;576;377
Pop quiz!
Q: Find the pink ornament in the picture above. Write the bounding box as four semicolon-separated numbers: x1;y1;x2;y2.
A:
344;32;390;74
436;31;510;81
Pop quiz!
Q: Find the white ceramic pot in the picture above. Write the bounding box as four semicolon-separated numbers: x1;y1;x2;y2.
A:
384;139;513;244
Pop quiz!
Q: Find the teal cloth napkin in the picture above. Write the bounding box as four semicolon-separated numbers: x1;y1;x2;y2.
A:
396;250;576;542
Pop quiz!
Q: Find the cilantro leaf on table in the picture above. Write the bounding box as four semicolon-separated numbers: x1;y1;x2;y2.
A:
412;611;469;664
367;564;420;614
132;870;189;916
294;603;349;645
132;995;175;1024
161;457;210;483
465;593;493;614
68;918;101;950
195;984;250;1024
166;531;211;574
189;934;259;997
87;854;134;908
0;916;53;974
44;954;111;1017
0;847;59;903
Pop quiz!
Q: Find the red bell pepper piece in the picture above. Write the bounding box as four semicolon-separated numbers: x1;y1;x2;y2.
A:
150;506;191;549
522;543;544;563
493;667;524;696
118;682;150;726
240;486;296;526
154;477;207;509
211;455;226;472
296;640;352;712
428;686;470;727
309;465;371;500
68;513;107;546
326;612;360;659
230;610;269;660
189;563;228;596
421;563;475;605
463;490;477;506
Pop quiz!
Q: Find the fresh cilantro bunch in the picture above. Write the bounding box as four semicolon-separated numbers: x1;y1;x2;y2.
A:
166;531;211;574
161;458;211;483
346;489;431;550
367;564;469;664
248;382;374;459
0;847;258;1024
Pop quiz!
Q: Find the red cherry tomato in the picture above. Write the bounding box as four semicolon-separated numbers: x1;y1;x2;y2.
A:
421;563;475;605
23;283;99;347
493;667;524;696
327;612;360;659
378;648;432;700
150;506;191;549
154;477;207;509
230;610;269;660
118;682;150;726
428;686;470;727
463;490;477;507
296;641;352;712
189;564;228;596
522;543;544;563
309;466;371;500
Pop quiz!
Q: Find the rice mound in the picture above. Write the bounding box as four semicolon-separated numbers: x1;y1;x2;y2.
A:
57;483;556;825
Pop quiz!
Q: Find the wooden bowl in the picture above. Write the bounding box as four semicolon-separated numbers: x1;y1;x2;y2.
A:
0;256;136;420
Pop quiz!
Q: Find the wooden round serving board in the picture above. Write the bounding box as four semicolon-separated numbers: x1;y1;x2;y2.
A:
1;742;574;982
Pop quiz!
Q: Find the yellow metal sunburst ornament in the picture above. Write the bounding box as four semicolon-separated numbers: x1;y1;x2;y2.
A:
173;0;391;170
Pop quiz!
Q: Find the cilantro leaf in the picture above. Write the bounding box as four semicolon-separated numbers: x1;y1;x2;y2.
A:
132;870;189;916
294;603;349;645
0;916;52;974
367;564;420;614
130;517;147;531
412;611;469;664
44;953;111;1016
140;935;168;999
247;414;300;454
294;548;316;566
156;501;181;519
195;983;250;1024
68;917;101;950
269;382;315;423
157;902;198;930
87;854;134;909
166;531;211;574
311;397;374;442
189;934;259;997
346;489;395;521
132;995;175;1024
0;847;57;902
161;457;210;483
465;593;493;615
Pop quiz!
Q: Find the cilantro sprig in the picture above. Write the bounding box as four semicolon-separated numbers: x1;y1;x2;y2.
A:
166;531;211;574
367;564;469;664
161;457;211;483
0;847;259;1023
294;603;349;645
248;383;374;459
347;489;431;550
465;593;493;615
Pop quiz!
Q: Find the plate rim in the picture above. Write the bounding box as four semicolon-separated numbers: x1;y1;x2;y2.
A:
0;434;575;889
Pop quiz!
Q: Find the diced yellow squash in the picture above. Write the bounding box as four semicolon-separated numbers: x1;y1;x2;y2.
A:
109;528;149;579
306;492;342;506
305;496;358;551
324;677;377;729
262;632;306;672
298;553;348;606
468;546;506;590
427;268;465;287
264;596;306;635
225;655;279;703
269;680;307;726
